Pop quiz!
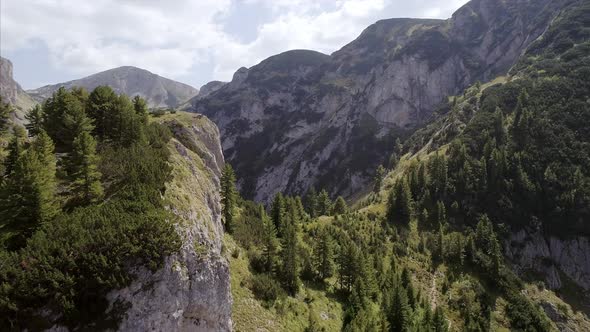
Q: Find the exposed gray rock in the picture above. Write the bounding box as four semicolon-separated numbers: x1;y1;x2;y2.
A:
27;66;198;109
191;0;573;203
197;81;227;99
104;114;232;331
0;56;37;124
505;229;590;291
0;57;18;104
541;301;564;323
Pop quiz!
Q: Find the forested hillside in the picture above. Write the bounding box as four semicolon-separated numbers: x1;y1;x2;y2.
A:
219;1;590;331
0;87;232;330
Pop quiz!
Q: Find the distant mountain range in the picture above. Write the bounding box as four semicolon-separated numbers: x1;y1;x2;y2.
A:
189;0;576;203
26;66;199;109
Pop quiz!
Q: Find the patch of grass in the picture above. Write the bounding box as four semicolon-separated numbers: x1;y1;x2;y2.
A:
225;235;343;331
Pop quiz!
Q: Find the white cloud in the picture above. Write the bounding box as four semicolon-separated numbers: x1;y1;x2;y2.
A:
0;0;469;88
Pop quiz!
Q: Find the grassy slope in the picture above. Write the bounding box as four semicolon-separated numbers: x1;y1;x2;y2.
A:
225;230;343;332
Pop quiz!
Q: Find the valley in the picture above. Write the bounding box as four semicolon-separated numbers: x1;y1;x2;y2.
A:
0;0;589;331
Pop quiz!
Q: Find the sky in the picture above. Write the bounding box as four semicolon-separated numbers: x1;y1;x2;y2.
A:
0;0;469;90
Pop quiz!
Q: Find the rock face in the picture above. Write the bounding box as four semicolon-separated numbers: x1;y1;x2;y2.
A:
197;81;227;99
0;57;37;123
106;113;232;331
27;66;198;109
191;0;574;202
0;57;18;104
505;229;590;291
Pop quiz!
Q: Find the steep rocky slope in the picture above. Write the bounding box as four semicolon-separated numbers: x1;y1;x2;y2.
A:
190;0;574;203
0;56;37;124
197;81;227;99
367;0;590;314
105;113;231;331
28;66;198;109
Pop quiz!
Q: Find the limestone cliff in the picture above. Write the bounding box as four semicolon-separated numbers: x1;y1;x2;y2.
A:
106;112;232;331
505;230;590;292
0;56;37;124
190;0;575;203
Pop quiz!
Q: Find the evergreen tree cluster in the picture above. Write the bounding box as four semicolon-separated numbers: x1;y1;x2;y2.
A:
0;86;179;329
230;178;454;331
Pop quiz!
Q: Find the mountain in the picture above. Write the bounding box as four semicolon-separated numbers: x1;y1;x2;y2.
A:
27;66;199;109
369;0;590;312
226;1;590;330
0;57;37;124
197;81;228;99
190;0;574;203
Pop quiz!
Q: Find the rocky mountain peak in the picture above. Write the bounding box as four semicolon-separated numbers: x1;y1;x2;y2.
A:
192;0;576;203
27;66;199;109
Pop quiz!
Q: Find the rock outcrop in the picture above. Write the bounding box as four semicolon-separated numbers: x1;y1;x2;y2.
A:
27;66;198;109
197;81;227;99
505;229;590;291
0;57;18;105
106;113;232;331
0;56;37;124
190;0;575;203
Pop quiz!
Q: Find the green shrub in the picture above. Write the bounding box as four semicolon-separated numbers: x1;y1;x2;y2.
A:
251;274;284;304
0;199;180;327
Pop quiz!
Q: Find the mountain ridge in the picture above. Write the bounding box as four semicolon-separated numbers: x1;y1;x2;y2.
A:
190;0;573;203
27;66;199;109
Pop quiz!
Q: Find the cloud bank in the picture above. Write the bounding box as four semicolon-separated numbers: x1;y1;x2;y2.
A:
0;0;468;88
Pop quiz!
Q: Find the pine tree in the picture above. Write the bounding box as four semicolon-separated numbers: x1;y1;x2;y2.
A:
395;138;403;155
43;87;93;149
386;178;414;225
3;126;26;178
271;192;286;235
433;307;448;332
490;236;503;276
333;196;347;215
374;165;386;193
317;189;332;216
389;152;399;169
294;196;307;221
261;205;279;273
315;230;335;280
421;301;433;331
429;153;448;200
221;163;238;233
360;256;379;301
1;132;58;243
70;87;89;104
494;107;507;146
70;130;103;204
132;95;148;116
389;285;411;332
86;86;117;140
304;188;319;218
338;240;359;293
25;105;44;137
0;96;11;133
512;90;531;149
31;130;57;170
113;94;144;145
437;221;445;262
280;222;300;295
